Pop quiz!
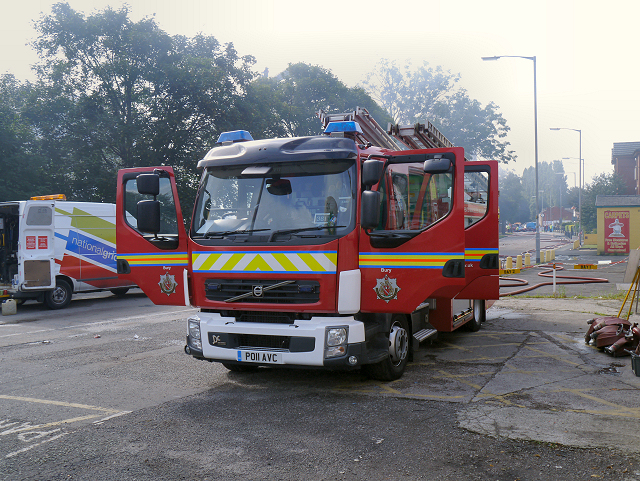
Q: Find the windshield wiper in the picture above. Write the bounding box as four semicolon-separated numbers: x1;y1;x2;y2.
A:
269;225;345;242
204;228;270;238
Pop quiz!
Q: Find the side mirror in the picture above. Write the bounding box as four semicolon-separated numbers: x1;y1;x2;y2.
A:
136;173;160;196
362;160;385;189
137;199;161;234
423;157;452;174
360;190;381;229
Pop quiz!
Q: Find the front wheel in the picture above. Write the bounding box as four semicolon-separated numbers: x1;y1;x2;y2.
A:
44;279;73;310
363;315;410;382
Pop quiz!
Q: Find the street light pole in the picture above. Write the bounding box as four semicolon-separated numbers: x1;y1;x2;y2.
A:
483;55;540;263
551;128;582;243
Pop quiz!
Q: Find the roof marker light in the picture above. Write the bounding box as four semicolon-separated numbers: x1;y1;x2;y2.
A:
217;130;254;144
30;194;66;201
324;121;363;135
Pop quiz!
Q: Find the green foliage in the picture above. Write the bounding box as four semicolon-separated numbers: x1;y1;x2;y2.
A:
248;63;391;138
28;2;256;206
581;172;626;232
499;169;530;223
521;160;568;220
0;75;45;201
362;59;516;163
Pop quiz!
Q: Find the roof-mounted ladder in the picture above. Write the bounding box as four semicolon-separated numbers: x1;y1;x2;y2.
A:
318;107;401;151
319;106;466;159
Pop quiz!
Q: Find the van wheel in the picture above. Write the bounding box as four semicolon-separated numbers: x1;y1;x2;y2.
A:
363;315;410;381
110;288;129;297
44;280;72;310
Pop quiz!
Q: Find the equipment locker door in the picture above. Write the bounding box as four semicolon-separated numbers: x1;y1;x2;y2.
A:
116;167;190;306
458;160;499;300
19;201;56;291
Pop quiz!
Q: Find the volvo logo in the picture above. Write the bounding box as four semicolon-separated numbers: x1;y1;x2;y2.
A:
252;285;264;297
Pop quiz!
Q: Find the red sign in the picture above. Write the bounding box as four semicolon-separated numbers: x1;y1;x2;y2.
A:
26;236;36;249
604;210;630;254
38;236;48;249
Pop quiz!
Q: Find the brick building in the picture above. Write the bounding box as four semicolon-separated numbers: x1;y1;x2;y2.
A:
611;142;640;195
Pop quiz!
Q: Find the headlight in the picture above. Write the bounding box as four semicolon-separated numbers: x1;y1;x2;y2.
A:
326;327;347;347
188;317;202;350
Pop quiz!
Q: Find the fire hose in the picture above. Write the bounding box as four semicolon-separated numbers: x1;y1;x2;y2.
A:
499;263;610;297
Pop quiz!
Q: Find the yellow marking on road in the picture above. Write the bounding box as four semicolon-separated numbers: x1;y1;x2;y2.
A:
6;415;103;433
0;395;119;413
554;389;640;419
522;346;581;366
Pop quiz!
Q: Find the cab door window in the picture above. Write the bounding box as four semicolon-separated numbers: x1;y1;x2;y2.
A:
123;177;179;235
376;162;453;231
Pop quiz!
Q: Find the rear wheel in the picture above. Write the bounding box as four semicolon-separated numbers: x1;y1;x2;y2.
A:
44;279;72;310
467;299;485;332
363;315;410;381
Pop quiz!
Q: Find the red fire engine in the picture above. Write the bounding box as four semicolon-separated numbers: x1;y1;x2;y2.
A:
115;107;498;380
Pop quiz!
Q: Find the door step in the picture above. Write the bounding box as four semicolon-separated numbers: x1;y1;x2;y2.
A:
413;328;437;343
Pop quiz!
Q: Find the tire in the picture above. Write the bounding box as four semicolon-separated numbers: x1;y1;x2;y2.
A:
44;279;73;310
222;362;259;373
363;315;410;382
467;299;485;332
110;287;130;297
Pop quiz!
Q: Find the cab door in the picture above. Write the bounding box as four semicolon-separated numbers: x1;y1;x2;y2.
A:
19;201;56;291
359;148;467;314
116;167;190;306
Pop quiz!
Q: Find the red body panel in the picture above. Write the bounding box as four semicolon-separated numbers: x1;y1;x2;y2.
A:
116;167;189;306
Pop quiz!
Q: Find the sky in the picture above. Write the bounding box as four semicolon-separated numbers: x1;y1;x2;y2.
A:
2;0;639;190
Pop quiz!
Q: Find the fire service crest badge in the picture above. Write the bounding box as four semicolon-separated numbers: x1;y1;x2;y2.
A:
159;273;178;296
374;275;400;303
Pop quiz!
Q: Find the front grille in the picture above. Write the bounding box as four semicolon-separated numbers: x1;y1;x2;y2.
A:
205;279;320;304
237;312;295;324
237;334;290;350
208;332;315;352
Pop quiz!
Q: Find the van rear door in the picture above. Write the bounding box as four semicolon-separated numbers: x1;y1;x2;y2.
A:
19;201;56;291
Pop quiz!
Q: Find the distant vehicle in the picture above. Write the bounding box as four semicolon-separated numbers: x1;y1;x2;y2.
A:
525;222;536;231
0;195;135;309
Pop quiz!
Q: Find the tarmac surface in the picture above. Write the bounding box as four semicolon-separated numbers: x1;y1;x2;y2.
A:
482;235;640;456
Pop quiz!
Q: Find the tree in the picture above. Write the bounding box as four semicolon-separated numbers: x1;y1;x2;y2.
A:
361;59;516;163
248;63;392;138
0;75;44;201
521;160;567;221
498;169;530;223
29;2;257;205
581;172;626;233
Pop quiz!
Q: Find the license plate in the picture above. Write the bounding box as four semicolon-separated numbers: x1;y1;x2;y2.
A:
237;350;284;364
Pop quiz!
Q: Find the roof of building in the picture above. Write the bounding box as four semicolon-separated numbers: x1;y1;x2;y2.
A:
596;195;640;207
612;142;640;158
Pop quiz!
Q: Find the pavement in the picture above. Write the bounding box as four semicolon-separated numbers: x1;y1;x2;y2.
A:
475;237;640;455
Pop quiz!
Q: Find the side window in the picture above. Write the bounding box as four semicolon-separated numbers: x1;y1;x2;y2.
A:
464;171;489;228
26;206;53;226
124;177;178;235
376;162;453;231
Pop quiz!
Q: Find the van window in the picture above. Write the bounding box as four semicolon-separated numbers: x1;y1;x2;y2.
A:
26;206;53;226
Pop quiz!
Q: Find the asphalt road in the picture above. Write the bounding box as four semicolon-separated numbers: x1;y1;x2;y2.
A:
1;250;640;480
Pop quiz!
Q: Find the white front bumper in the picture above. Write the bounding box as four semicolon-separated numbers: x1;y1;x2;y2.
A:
198;312;365;366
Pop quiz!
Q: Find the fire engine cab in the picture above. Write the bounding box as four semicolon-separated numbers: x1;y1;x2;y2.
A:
115;108;498;380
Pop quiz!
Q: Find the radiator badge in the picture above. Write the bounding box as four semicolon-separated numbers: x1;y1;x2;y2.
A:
159;272;178;296
374;275;400;303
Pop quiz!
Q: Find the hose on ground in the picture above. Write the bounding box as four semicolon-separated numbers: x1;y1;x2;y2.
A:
499;263;609;297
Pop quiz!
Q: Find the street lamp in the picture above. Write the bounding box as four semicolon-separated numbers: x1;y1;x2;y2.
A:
482;55;540;263
550;128;582;243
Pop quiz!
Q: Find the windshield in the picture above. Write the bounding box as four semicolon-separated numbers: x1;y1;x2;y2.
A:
192;160;356;242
